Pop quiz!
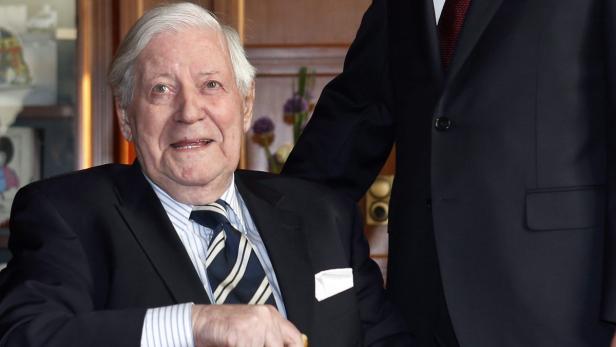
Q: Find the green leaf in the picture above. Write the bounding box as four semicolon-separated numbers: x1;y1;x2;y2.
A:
297;66;308;97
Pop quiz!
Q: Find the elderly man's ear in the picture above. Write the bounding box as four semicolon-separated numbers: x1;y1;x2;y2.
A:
242;82;256;133
114;98;133;142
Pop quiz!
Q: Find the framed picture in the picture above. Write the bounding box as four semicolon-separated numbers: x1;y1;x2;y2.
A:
0;4;58;109
0;126;40;227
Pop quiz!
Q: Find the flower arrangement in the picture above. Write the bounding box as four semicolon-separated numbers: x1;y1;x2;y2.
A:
251;67;315;173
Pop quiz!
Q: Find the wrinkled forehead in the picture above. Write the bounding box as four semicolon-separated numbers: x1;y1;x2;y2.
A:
135;27;232;78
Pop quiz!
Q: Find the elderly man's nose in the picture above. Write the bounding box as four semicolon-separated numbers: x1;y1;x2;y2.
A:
177;91;205;123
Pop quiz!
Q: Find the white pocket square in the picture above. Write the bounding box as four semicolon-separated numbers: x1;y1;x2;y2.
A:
314;268;354;302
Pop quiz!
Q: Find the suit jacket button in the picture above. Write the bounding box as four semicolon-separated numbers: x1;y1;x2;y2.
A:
434;117;453;131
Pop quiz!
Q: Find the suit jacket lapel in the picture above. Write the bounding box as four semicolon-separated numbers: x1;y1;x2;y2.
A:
393;0;444;83
444;0;505;84
235;172;314;337
114;163;210;304
422;0;445;82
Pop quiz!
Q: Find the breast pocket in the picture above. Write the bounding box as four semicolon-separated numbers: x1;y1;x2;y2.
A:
525;186;605;231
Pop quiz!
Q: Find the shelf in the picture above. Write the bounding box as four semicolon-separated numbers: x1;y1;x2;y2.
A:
0;229;8;248
18;105;74;119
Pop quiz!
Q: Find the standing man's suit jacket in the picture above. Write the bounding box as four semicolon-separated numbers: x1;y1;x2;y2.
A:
0;163;410;346
284;0;616;346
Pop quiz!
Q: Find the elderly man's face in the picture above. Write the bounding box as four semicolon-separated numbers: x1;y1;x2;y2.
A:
118;27;254;203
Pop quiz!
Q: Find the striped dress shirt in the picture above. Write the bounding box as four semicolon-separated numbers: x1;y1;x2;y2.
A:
140;175;287;347
434;0;446;23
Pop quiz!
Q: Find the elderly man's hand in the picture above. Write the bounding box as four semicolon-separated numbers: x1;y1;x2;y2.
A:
192;304;305;347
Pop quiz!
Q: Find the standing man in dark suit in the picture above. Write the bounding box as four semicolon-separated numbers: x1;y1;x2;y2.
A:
0;3;412;346
283;0;616;346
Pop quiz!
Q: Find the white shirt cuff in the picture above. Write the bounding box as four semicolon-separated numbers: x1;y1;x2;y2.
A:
141;303;194;347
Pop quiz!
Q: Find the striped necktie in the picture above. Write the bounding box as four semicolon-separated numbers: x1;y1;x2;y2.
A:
190;200;276;306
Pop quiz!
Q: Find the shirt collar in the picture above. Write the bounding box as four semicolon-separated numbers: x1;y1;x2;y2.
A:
144;173;242;225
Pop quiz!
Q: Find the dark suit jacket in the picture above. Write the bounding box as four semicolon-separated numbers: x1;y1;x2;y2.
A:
283;0;616;346
0;163;411;346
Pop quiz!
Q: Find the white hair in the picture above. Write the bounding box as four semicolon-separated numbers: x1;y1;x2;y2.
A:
108;2;255;110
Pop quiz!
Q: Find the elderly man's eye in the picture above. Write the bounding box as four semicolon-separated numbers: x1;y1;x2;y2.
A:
206;81;221;89
152;84;170;94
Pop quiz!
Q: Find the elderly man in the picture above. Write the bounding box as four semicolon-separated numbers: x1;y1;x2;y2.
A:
0;3;411;347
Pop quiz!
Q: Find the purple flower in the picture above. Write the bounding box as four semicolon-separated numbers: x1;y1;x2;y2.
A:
283;94;308;114
252;116;275;134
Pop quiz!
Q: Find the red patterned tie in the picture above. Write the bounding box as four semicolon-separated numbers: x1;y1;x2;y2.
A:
438;0;472;68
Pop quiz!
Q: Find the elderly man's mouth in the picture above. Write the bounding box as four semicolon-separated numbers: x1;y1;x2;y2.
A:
170;139;213;150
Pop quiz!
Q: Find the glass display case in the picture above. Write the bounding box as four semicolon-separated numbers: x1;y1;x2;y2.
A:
0;0;77;264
